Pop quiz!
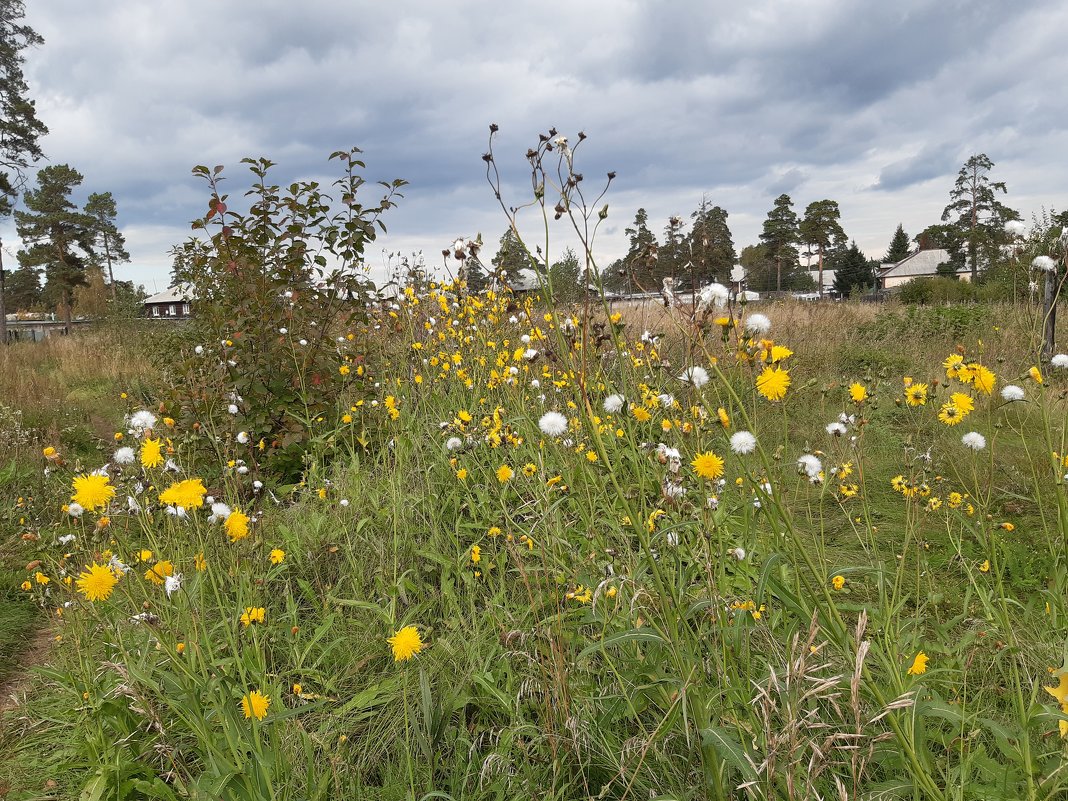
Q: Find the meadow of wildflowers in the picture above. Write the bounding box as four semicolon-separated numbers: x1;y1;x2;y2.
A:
3;133;1068;800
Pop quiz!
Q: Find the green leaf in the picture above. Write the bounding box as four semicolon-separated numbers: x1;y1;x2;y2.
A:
578;629;667;661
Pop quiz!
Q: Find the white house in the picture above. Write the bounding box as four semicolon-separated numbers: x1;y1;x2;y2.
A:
877;249;970;290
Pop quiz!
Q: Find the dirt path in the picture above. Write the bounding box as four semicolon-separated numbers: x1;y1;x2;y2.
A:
0;626;53;713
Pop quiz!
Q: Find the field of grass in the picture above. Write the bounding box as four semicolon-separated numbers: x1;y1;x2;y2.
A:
1;296;1067;801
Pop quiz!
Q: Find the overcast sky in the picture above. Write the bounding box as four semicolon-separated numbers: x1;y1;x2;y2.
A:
5;0;1067;291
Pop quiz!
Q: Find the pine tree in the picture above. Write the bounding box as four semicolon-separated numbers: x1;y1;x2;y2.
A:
619;208;658;293
831;241;875;297
84;191;130;300
885;223;911;263
758;194;800;293
0;0;49;343
15;165;95;330
490;228;534;288
687;200;735;288
800;199;846;298
941;154;1021;281
548;248;581;302
3;264;40;310
657;216;685;289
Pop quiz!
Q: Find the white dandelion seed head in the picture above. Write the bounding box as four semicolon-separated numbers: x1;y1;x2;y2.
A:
127;496;140;513
127;410;157;436
679;365;710;388
744;313;771;335
108;554;130;575
728;547;746;560
696;282;730;311
539;411;569;437
706;495;719;510
445;436;463;451
67;502;84;518
1051;354;1068;369
730;431;757;455
58;534;76;545
640;330;660;345
339;498;350;507
797;453;823;480
253;480;263;490
523;348;538;361
530;379;540;388
227;404;239;415
164;573;183;598
279;327;288;334
298;338;308;346
962;431;986;451
657;393;674;408
1001;384;1025;402
826;422;847;436
838;412;855;425
1032;255;1058;273
236;431;250;444
194;345;204;355
1004;220;1027;238
237;465;249;474
508;366;519;376
603;394;626;414
209;502;232;523
114;447;135;465
520;334;531;344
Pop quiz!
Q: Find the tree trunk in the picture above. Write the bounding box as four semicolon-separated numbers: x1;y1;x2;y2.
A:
62;287;72;334
817;246;824;299
104;237;116;301
776;257;782;293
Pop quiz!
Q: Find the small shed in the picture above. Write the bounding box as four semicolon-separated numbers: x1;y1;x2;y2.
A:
877;249;970;289
144;287;192;319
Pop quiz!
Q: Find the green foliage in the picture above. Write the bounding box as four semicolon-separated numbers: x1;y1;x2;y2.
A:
14;164;95;326
83;190;130;296
831;240;875;297
490;228;534;288
899;276;978;304
885;223;911;263
547;247;581;301
759;193;802;292
168;149;405;480
941;154;1021;280
687;200;736;288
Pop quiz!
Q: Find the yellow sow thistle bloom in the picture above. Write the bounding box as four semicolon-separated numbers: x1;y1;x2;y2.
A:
950;392;974;415
631;405;652;422
34;571;49;585
455;468;468;481
144;560;174;585
906;652;929;675
756;366;790;402
470;545;481;564
140;437;164;468
339;364;350;376
159;478;207;510
717;407;730;428
72;474;116;511
905;383;928;406
971;364;995;394
1030;366;1043;384
76;562;118;602
225;510;251;542
241;690;270;721
1044;669;1068;737
832;575;846;591
848;383;868;403
691;451;725;480
269;549;285;565
496;465;513;483
195;552;207;571
240;607;266;627
387;625;424;662
937;403;963;426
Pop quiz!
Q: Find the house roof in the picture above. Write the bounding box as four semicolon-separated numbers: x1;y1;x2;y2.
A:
878;249;967;279
144;286;191;304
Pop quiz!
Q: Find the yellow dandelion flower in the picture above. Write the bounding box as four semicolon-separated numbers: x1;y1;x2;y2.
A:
471;545;481;564
241;689;270;721
937;403;963;426
1030;366;1043;384
691;451;725;480
756;366;790;402
71;474;115;511
631;405;652;422
831;575;845;591
717;407;730;427
144;560;173;585
194;552;207;571
140;438;164;468
76;562;118;602
225;510;251;542
971;364;995;394
269;549;285;565
849;383;868;403
950;392;974;414
496;465;513;483
158;478;207;510
387;625;424;662
906;652;929;675
905;383;928;406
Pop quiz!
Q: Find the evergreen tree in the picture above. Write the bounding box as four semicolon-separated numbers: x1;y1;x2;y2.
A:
491;228;533;287
84;191;130;300
0;0;49;343
3;263;40;310
547;248;581;302
799;199;845;297
941;154;1021;281
831;241;875;297
15;164;95;329
885;223;911;263
619;208;658;293
657;216;685;288
758;194;801;293
914;224;966;275
687;200;735;288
